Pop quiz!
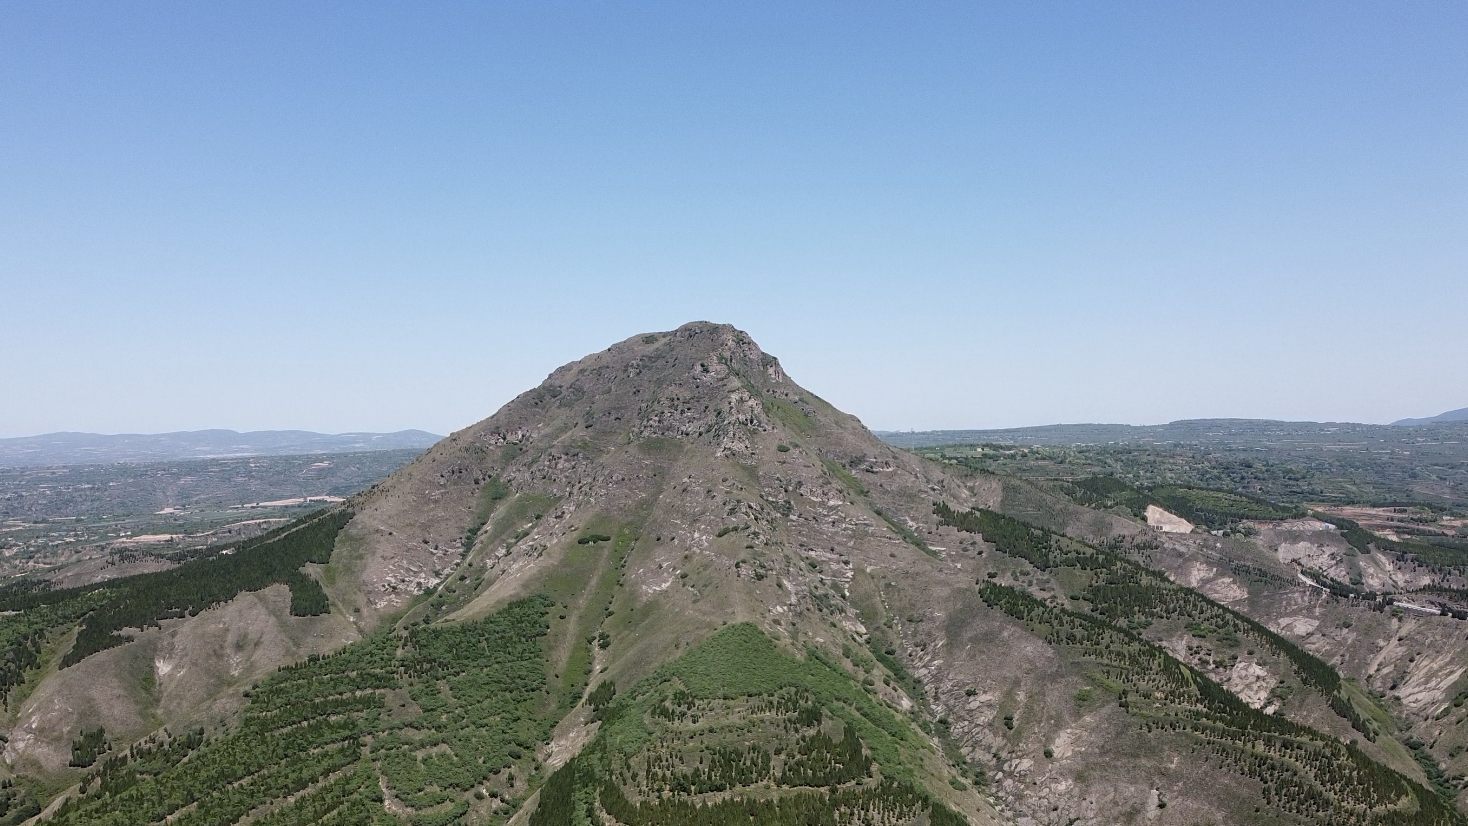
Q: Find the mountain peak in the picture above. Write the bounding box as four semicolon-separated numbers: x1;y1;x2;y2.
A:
336;321;960;627
462;322;843;466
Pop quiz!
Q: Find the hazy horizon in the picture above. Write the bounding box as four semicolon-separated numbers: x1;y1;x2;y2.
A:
5;405;1466;443
5;4;1465;438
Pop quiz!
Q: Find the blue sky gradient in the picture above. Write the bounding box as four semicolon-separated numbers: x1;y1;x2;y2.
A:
3;2;1465;437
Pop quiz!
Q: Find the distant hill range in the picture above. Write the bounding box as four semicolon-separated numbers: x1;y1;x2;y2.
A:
0;429;442;468
1393;407;1468;426
876;416;1468;449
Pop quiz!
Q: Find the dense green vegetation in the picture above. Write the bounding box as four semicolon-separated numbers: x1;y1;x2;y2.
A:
0;784;42;826
586;680;616;717
69;727;108;768
1059;475;1302;530
1064;474;1153;514
0;590;109;704
46;595;559;826
1148;485;1303;527
528;623;970;826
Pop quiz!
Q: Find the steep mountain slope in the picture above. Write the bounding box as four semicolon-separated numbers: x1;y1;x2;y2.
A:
1121;506;1468;813
5;323;1463;826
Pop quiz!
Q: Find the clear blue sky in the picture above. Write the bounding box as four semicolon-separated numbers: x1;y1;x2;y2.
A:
4;2;1465;437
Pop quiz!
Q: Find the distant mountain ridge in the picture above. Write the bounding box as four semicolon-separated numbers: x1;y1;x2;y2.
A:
1393;407;1468;426
876;416;1468;448
0;429;442;468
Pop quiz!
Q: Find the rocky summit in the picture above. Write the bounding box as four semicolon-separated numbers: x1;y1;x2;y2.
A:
3;322;1463;826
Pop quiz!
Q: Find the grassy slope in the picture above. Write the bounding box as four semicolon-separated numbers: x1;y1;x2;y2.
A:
531;622;993;826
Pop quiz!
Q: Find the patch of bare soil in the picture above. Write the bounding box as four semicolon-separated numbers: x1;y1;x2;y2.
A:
1146;505;1194;533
